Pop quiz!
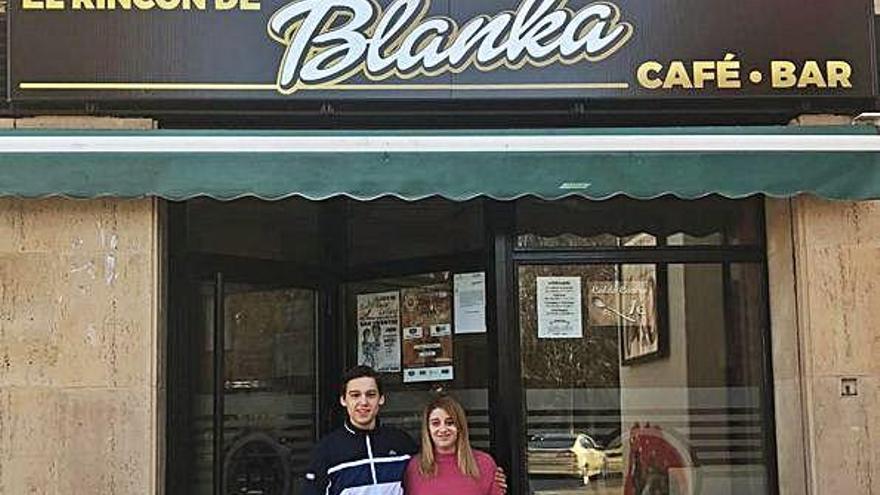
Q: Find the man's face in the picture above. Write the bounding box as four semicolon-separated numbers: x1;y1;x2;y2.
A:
340;376;385;430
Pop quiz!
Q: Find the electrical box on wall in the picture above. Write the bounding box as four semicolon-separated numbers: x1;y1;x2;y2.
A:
840;377;859;397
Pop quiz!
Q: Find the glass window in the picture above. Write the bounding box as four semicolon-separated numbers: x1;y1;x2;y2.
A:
517;232;658;249
344;271;490;450
187;281;217;495
516;196;763;248
519;262;770;495
346;198;485;266
186;198;322;263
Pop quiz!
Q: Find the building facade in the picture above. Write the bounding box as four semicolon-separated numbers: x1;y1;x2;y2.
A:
1;0;880;494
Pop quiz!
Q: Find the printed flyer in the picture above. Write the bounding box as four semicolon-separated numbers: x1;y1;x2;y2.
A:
400;284;454;383
357;291;401;372
536;276;583;339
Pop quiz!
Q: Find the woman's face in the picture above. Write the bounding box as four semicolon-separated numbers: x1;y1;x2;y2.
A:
428;407;459;453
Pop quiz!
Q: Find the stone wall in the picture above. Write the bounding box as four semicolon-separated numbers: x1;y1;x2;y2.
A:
767;196;880;495
0;198;162;494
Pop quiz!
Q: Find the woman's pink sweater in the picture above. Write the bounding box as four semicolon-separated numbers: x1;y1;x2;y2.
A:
404;450;503;495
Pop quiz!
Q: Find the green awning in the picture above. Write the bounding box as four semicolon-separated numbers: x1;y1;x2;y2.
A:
1;125;879;201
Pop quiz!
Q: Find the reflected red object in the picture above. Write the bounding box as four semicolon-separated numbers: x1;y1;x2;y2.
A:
623;423;693;495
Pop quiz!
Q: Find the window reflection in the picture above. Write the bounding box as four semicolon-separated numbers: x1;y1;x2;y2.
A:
519;263;769;494
520;264;624;494
666;232;726;246
517;232;657;249
515;195;762;248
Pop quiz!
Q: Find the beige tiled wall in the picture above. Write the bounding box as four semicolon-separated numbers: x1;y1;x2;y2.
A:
0;198;162;494
767;197;880;495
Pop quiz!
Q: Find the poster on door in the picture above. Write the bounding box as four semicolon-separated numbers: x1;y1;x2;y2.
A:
357;291;401;372
401;284;454;383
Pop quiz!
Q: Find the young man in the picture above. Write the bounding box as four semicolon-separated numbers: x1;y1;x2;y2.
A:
303;365;506;495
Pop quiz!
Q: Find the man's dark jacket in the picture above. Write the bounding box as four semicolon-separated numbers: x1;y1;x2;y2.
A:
302;420;417;495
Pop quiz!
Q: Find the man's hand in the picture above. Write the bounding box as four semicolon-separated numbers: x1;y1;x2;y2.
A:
494;466;508;493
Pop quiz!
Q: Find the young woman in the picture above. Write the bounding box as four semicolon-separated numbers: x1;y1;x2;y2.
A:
404;395;504;495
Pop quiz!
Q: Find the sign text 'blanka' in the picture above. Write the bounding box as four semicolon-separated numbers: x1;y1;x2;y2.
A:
267;0;633;93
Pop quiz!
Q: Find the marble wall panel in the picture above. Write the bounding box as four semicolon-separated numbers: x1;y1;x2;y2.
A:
0;453;60;495
797;196;880;249
766;198;801;379
9;199;151;255
809;376;875;495
54;252;153;388
55;389;149;494
0;388;65;459
772;379;810;495
0;251;153;388
868;376;880;495
0;254;66;387
0;197;160;495
765;198;808;495
801;244;880;376
14;116;154;130
791;197;880;495
0;199;21;254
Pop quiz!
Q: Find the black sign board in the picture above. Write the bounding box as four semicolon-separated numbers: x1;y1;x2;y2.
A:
9;0;877;101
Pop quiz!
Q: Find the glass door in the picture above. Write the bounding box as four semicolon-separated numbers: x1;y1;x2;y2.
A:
219;280;318;495
186;272;319;495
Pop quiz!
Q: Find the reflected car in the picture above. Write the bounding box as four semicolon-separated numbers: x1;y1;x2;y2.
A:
527;432;607;482
601;436;624;477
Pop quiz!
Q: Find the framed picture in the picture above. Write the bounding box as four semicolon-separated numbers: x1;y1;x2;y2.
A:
587;264;666;366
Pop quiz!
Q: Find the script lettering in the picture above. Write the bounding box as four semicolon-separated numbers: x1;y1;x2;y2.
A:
267;0;633;93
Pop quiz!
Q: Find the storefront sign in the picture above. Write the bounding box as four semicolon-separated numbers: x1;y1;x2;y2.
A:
10;0;874;101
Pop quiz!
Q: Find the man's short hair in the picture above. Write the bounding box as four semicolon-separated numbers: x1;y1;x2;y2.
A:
340;365;384;396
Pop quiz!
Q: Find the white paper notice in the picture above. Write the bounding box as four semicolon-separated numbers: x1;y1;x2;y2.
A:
454;272;486;334
537;276;583;339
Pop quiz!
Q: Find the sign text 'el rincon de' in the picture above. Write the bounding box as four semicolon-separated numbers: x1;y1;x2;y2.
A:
11;0;875;100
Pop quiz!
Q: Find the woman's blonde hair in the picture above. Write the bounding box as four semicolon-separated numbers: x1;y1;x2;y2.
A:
418;394;480;479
